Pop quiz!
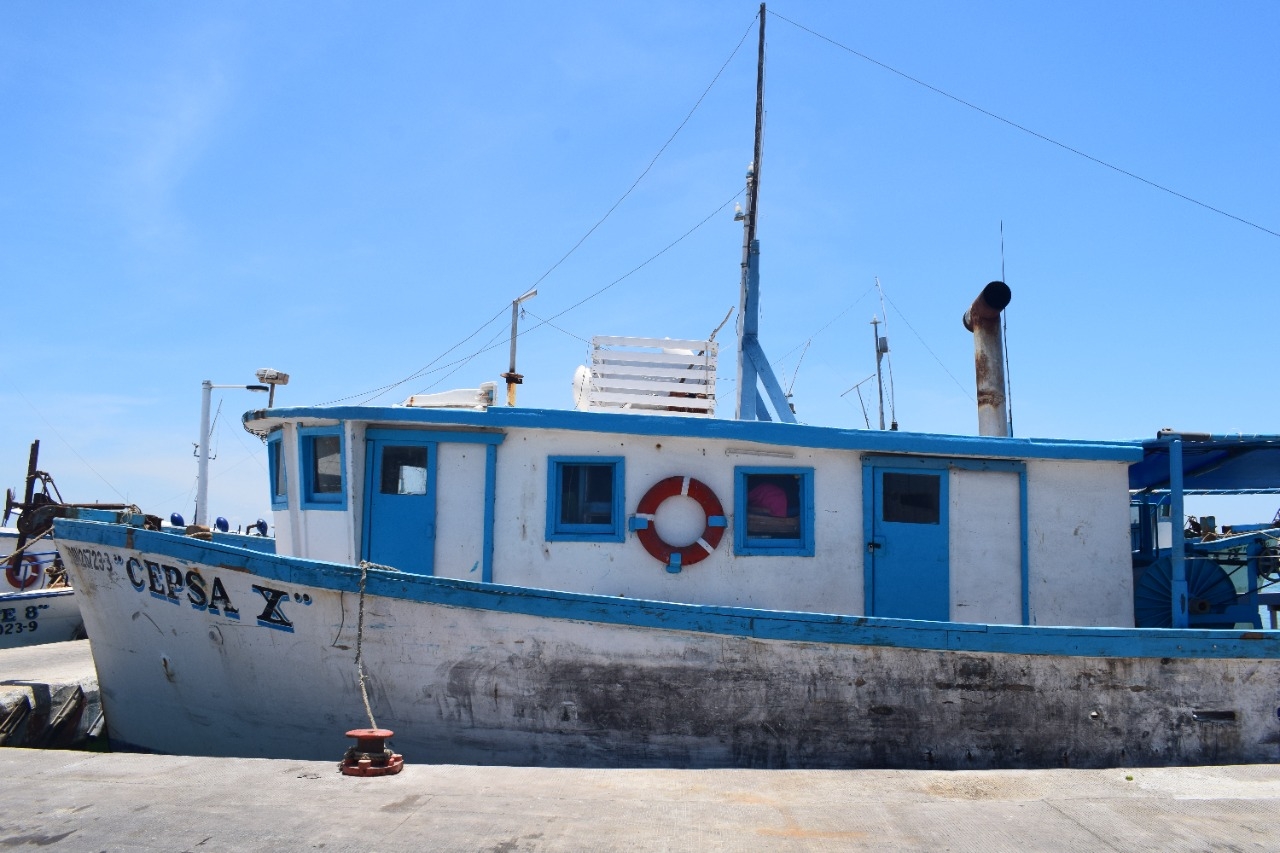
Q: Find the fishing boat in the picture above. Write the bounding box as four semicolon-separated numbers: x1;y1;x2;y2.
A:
0;441;97;649
51;7;1280;769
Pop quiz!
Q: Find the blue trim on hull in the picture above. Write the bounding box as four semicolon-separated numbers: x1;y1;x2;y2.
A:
54;518;1280;661
244;406;1143;463
0;587;76;604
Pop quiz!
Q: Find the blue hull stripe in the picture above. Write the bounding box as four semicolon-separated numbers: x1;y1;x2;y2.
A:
55;518;1279;660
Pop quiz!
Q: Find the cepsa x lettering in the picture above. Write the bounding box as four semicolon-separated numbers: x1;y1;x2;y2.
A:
123;557;310;633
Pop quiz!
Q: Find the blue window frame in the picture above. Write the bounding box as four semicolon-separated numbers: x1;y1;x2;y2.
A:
299;426;347;510
267;432;287;510
734;466;815;556
546;457;625;542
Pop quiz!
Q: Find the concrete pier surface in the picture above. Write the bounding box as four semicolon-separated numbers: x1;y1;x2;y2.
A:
0;749;1278;851
1;642;1278;849
0;639;100;749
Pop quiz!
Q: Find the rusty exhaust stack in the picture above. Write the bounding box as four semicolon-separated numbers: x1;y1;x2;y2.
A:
962;281;1012;437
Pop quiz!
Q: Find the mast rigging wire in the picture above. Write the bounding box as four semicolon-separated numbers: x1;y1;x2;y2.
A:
770;9;1280;240
525;10;761;295
320;12;761;407
406;191;744;397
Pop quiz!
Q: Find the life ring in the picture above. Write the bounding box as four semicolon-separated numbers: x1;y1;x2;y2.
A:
631;476;727;573
5;554;42;591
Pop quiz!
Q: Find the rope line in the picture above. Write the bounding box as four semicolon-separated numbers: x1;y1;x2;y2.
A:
355;561;381;730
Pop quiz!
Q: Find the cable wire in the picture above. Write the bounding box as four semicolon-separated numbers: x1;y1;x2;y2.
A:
15;391;129;502
771;9;1280;240
879;290;974;401
407;190;744;397
319;12;761;408
523;11;761;295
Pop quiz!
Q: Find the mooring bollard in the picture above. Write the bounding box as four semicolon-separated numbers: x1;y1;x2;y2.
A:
339;728;404;777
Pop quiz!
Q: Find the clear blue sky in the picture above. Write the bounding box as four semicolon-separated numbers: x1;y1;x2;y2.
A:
3;1;1277;528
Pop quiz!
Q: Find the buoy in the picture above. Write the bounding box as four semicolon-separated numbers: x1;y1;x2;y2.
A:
339;728;404;777
631;476;727;572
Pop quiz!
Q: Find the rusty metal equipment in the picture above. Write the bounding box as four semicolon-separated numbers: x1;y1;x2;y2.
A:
962;281;1012;437
339;728;404;777
4;440;156;586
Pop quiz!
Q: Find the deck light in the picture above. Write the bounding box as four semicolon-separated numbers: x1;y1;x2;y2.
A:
255;368;290;407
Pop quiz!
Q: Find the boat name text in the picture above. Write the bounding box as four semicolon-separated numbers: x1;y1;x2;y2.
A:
62;546;309;633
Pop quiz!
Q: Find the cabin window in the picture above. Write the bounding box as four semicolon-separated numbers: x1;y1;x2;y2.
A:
881;472;940;524
380;446;428;495
734;467;815;556
299;427;347;510
546;457;625;542
267;432;287;510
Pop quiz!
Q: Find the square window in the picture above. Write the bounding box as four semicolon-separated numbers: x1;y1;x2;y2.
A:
546;457;624;542
735;467;814;556
311;435;342;493
267;433;287;510
300;428;346;510
882;472;940;524
381;446;428;495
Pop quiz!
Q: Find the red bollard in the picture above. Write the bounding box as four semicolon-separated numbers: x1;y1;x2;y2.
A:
339;728;404;777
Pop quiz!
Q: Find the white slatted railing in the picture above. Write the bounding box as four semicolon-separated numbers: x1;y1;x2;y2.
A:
584;336;717;417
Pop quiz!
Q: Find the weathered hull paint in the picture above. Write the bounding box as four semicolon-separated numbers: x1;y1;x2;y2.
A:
57;520;1280;769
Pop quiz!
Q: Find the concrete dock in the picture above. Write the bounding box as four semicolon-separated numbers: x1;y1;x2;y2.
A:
0;638;100;749
2;749;1279;850
2;641;1280;850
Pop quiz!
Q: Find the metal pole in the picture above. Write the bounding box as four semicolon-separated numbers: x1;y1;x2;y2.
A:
196;380;212;527
8;440;40;575
501;289;536;407
194;381;270;527
872;317;885;431
1169;436;1189;628
505;299;520;407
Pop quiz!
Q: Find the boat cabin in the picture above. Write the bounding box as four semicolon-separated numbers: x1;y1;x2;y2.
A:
245;381;1143;629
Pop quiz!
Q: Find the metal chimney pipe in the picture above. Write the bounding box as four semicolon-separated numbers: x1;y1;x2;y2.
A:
962;281;1012;437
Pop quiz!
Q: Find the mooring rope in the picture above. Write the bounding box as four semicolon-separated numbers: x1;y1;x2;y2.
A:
355;561;379;730
1;528;53;561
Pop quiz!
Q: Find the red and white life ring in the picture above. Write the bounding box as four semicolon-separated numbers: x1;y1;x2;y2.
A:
5;554;42;591
631;476;727;573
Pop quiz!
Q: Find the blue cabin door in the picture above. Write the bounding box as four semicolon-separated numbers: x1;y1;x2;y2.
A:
865;460;949;620
362;434;437;575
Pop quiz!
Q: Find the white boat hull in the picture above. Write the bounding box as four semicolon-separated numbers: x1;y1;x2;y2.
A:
57;520;1280;769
